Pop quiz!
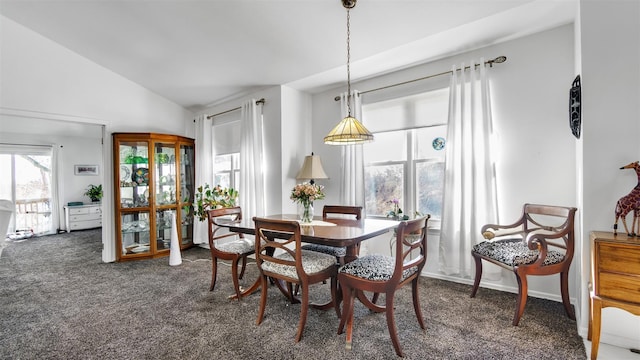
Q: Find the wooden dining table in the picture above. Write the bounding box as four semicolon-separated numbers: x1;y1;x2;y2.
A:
214;214;399;306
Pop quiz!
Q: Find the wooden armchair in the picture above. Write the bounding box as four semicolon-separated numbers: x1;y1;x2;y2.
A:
207;207;259;300
301;205;363;266
470;203;578;326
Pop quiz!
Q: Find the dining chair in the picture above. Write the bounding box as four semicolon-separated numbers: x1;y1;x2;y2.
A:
337;215;430;357
253;217;341;342
207;207;259;300
301;205;363;266
470;203;577;326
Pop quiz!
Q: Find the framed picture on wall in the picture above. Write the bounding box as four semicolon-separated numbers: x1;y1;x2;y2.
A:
74;165;99;176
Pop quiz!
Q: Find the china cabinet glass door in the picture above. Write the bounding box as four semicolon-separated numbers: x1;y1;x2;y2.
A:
179;143;195;245
118;140;151;256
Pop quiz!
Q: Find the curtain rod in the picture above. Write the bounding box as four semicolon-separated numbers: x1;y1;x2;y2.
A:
206;98;266;119
333;56;506;101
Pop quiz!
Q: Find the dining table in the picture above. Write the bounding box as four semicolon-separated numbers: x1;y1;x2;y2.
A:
214;214;399;308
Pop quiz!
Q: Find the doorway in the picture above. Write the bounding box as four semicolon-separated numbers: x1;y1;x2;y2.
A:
0;145;57;236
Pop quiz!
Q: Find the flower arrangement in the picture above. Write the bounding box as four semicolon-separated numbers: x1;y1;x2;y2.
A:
386;199;408;220
290;182;325;223
194;184;239;221
290;182;325;205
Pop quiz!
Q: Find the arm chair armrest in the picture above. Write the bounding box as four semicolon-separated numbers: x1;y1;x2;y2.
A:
524;226;573;266
481;212;527;240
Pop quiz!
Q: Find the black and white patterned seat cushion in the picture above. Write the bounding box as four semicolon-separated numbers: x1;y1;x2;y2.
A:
215;238;254;255
300;244;347;258
472;238;565;267
261;250;336;280
338;254;418;281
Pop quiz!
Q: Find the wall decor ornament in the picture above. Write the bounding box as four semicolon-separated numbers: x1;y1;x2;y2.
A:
569;75;581;139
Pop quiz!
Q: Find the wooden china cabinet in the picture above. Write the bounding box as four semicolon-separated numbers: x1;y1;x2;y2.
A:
113;133;195;261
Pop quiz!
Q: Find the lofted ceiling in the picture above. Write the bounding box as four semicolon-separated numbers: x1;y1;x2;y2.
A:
0;0;576;113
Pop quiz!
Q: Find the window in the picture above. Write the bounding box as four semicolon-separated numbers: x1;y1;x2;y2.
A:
214;153;239;189
363;88;448;223
212;112;241;191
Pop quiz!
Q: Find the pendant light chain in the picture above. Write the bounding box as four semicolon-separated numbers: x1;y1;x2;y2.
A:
346;8;352;117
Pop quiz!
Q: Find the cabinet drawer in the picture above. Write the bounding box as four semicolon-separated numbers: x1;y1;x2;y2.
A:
598;272;640;302
69;219;102;230
68;207;90;215
68;206;101;215
70;213;102;222
598;243;640;276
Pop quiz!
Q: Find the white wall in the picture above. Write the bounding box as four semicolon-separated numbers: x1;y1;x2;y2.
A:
579;0;640;349
1;15;194;262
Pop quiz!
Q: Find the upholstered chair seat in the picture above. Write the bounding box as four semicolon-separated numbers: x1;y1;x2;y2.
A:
215;238;255;255
339;254;418;281
300;244;347;258
472;238;565;267
261;250;337;280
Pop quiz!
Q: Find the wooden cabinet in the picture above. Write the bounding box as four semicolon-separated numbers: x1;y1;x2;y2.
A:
113;133;195;261
64;204;102;232
589;231;640;359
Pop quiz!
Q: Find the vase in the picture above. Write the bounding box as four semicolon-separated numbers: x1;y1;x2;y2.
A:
298;201;314;223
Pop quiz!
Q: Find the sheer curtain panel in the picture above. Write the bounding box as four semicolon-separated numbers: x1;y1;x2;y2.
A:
193;114;213;244
439;59;499;279
239;99;266;219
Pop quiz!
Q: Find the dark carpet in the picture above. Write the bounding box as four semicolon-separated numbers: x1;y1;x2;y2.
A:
0;229;586;359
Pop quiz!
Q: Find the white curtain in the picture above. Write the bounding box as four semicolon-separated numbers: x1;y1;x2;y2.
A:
339;90;365;208
439;58;498;278
239;99;266;219
193;114;213;245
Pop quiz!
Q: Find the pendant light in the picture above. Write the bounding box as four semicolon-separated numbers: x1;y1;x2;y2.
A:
324;0;374;145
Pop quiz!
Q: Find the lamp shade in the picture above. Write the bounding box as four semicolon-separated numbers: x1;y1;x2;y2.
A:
296;154;329;181
324;116;374;145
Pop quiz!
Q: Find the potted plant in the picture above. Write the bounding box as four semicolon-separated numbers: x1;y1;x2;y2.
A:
84;184;103;203
193;184;238;221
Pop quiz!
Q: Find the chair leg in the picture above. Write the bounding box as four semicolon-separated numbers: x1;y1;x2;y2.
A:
331;276;341;319
295;282;309;343
560;270;576;320
470;253;483;298
337;283;351;335
412;278;426;330
230;257;242;300
209;257;218;291
256;275;269;326
513;271;528;326
344;288;356;350
239;256;247;279
385;291;403;357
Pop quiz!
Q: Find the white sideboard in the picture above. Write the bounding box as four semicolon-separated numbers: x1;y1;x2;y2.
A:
64;204;102;232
